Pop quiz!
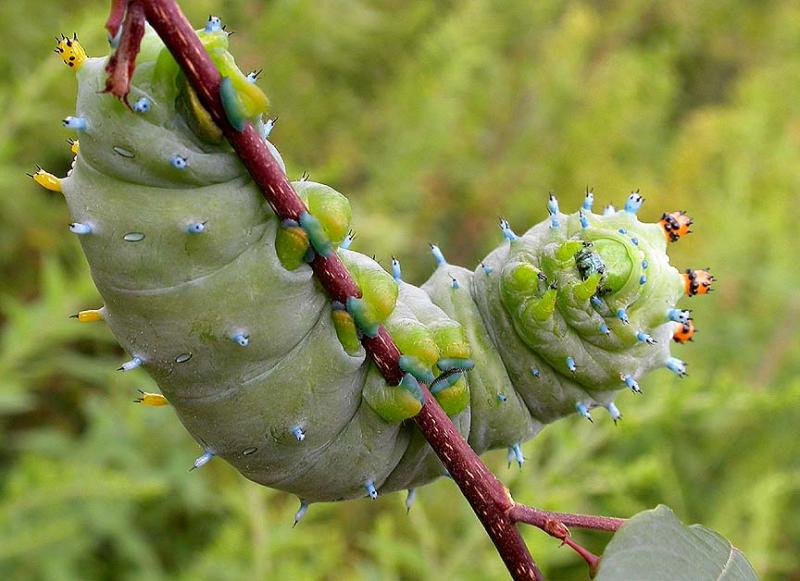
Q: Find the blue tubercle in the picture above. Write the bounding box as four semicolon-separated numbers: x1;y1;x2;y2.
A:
606;402;622;423
566;356;576;373
132;98;151;113
365;480;378;500
583;189;594;211
261;117;276;140
665;357;688;377
579;210;589;229
118;356;143;372
186;222;206;234
530;366;540;378
547;194;560;228
591;295;604;310
391;257;402;281
62;116;87;131
668;308;692;324
292;426;306;442
603;205;616;216
191;450;214;471
429;243;446;266
232;333;249;347
499;219;518;241
616;308;630;325
481;262;493;275
639;274;647;285
621;374;641;393
624;191;644;214
497;393;508;402
631;237;639;246
618;228;628;235
405;489;416;512
575;402;593;422
293;499;309;527
636;331;656;345
642;259;649;269
205;15;223;32
170;155;187;169
508;443;524;468
69;222;92;235
599;322;610;335
450;276;460;289
246;69;262;84
340;231;355;250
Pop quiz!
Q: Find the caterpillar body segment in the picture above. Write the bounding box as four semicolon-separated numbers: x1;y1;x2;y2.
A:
53;25;708;503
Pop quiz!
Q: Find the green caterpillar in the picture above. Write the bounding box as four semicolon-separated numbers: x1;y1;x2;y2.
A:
38;21;712;515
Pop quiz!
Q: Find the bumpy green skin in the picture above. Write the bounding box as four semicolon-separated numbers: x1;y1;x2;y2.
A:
62;32;684;503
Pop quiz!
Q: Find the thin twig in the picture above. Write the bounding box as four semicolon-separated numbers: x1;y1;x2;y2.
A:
509;504;626;533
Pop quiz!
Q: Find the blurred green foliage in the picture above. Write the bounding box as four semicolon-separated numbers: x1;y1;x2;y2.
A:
1;0;798;579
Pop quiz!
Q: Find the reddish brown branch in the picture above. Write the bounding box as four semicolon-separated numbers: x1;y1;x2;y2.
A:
105;0;129;39
104;0;145;104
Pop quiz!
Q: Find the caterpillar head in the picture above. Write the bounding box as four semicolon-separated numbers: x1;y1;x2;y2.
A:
470;193;707;422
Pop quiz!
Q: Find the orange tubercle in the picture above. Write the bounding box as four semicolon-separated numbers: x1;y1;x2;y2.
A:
672;320;696;343
660;211;693;242
683;268;715;296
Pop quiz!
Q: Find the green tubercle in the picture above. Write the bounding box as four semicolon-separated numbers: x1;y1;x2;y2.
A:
275;224;310;270
295;181;352;248
555;240;585;261
339;250;399;336
572;272;602;301
430;324;471;360
522;287;557;322
363;373;424;423
331;309;361;355
431;374;469;416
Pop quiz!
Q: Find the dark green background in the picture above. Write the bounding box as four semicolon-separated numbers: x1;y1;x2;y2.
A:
1;1;798;579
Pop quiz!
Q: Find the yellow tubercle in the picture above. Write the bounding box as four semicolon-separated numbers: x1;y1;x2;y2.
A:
72;308;105;323
134;390;169;407
67;138;79;155
30;167;62;192
55;33;87;71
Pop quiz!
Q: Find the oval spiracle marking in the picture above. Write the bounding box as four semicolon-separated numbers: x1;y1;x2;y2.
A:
112;146;135;158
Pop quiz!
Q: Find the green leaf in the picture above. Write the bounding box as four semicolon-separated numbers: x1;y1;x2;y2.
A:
597;505;758;580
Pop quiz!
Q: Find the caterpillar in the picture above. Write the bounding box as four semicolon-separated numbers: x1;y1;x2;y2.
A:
36;21;713;514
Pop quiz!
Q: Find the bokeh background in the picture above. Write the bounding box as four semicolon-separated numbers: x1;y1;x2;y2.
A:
1;1;799;579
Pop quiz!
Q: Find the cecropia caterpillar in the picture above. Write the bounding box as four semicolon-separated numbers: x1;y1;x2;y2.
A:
35;21;713;516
